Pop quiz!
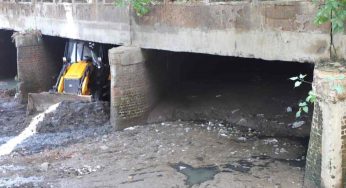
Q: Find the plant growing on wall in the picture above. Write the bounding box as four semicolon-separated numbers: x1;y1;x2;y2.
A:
115;0;152;16
290;73;345;117
290;0;346;118
314;0;346;33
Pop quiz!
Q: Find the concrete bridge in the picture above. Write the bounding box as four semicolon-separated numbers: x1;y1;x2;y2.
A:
1;0;346;187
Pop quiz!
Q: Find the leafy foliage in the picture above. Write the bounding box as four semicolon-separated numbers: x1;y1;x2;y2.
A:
289;74;316;118
115;0;152;16
314;0;346;32
295;91;317;118
290;73;345;118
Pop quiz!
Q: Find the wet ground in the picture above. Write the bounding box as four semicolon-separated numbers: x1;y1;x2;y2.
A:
149;75;313;138
0;79;26;137
0;121;307;188
0;78;308;188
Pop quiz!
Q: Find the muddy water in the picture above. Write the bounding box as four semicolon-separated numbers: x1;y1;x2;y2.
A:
171;162;219;187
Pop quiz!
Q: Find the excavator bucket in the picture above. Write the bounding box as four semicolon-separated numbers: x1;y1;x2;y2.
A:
27;92;92;115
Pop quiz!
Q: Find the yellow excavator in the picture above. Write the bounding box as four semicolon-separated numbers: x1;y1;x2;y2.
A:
27;40;110;115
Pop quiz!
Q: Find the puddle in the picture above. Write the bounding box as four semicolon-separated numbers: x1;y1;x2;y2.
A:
171;162;219;187
171;156;305;187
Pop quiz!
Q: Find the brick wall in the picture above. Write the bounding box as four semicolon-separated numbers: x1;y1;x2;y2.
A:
304;102;322;187
109;47;162;130
342;115;346;187
14;31;61;102
116;61;152;122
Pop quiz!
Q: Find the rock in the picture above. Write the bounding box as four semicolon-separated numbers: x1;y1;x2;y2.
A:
237;118;247;126
263;138;278;145
237;137;247;142
280;148;288;153
231;109;240;114
179;166;186;170
292;121;305;128
40;162;50;172
124;127;135;131
100;145;109;150
286;107;292;112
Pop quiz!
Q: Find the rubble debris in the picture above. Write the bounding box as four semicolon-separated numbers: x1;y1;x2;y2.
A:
60;165;102;177
36;101;110;133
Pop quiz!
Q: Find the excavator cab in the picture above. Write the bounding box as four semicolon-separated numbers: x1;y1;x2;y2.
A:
27;40;110;115
52;40;109;99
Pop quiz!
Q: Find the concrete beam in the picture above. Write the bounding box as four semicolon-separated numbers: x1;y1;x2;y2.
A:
0;1;333;62
0;3;131;45
132;2;331;63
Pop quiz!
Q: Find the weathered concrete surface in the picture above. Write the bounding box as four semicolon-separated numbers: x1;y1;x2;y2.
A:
304;64;346;188
0;3;130;45
0;1;332;62
132;2;330;63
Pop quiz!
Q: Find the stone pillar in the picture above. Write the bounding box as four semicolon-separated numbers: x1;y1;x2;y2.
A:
13;31;58;103
108;46;154;130
304;63;346;188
